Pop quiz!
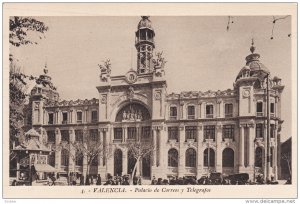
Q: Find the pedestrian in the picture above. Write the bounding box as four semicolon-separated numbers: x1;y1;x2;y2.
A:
96;174;101;185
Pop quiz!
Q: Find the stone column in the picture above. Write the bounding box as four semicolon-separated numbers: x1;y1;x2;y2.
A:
55;128;61;170
198;102;202;119
122;149;128;175
178;125;185;177
158;128;162;167
263;123;267;178
239;125;245;171
152;128;157;167
98;129;103;173
248;124;255;169
216;123;222;172
274;124;278;180
69;128;75;173
217;100;222;118
196;125;203;178
202;102;206;118
82;127;88;176
180;102;184;120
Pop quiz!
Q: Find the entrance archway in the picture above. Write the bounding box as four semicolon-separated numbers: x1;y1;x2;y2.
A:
114;149;123;176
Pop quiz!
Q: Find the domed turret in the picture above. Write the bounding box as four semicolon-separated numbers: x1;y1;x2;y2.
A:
236;39;270;81
137;16;154;30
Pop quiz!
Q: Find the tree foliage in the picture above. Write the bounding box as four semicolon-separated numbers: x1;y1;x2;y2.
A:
10;16;48;47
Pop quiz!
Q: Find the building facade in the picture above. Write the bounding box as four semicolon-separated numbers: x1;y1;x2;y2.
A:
25;16;285;181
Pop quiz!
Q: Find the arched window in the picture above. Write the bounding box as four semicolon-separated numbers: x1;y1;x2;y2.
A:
168;148;178;167
222;148;234;167
185;148;196;167
61;149;69;166
203;148;215;167
75;152;83;166
255;147;263;167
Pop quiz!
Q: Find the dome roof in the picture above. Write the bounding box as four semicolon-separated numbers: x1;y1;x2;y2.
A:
137;16;153;30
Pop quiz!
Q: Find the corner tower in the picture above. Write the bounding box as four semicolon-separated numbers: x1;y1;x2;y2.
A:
135;16;155;74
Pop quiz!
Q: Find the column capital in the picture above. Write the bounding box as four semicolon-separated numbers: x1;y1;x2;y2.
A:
55;128;60;135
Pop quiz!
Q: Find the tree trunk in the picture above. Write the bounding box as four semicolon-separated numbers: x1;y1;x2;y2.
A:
131;156;141;184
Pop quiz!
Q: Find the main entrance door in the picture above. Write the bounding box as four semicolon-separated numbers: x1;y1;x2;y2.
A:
114;149;122;176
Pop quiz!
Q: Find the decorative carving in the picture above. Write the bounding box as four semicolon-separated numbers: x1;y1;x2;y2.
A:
45;98;99;107
242;89;251;98
152;51;167;77
101;94;107;104
34;102;39;109
55;128;60;135
98;59;111;82
127;86;134;101
154;90;161;100
125;70;138;84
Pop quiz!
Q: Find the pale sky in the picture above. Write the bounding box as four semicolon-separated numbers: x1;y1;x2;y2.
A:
10;16;292;142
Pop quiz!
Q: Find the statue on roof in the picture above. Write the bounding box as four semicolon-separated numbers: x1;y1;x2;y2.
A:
98;59;112;82
152;51;167;77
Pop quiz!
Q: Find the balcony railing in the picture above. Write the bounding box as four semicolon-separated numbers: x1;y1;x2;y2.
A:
256;112;263;117
225;113;233;118
113;139;122;143
169;116;177;120
206;114;213;118
187;115;195;119
62;120;68;124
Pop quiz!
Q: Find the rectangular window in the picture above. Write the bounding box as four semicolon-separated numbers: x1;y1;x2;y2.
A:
270;103;275;117
206;105;214;118
62;112;68;124
170;107;177;120
89;129;98;142
225;104;233;118
142;126;151;139
127;127;137;140
204;125;215;140
256;102;263;116
61;130;69;142
270;124;275;138
223;125;235;140
77;111;82;123
91;110;98;122
168;127;178;141
187;106;195;119
47;131;55;143
256;124;263;138
75;130;83;143
114;128;123;140
185;126;197;141
48;113;54;125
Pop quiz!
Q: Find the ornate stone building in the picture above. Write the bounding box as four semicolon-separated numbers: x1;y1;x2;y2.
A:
26;16;285;181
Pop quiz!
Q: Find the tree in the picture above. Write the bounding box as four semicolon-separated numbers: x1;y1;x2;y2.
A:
282;152;291;180
9;17;50;150
127;140;154;179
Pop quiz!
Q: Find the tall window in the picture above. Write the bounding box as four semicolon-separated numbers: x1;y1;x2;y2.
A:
168;127;178;141
47;131;55;143
270;124;275;138
168;148;178;167
170;106;177;120
90;129;98;141
270;147;274;167
203;148;215;167
91;110;98;122
270;103;275;117
61;130;69;142
185;148;196;167
142;126;151;139
48;113;54;124
61;149;69;166
225;104;233;118
222;148;234;167
206;105;214;118
48;153;55;167
77;111;82;123
223;125;235;140
75;130;83;143
255;147;263;167
185;126;197;141
114;128;123;140
204;125;215;140
128;127;137;140
62;112;68;124
75;152;83;166
256;124;263;138
187;105;195;119
256;102;263;116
